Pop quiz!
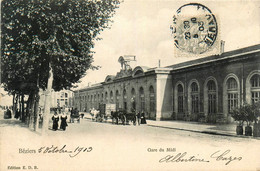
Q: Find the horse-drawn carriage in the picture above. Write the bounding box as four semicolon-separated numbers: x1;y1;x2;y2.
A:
70;109;80;123
111;110;138;125
92;103;116;122
93;104;138;126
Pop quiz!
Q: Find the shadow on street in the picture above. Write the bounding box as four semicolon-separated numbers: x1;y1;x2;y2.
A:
0;118;27;128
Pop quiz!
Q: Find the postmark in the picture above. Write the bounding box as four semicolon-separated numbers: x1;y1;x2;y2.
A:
171;3;218;54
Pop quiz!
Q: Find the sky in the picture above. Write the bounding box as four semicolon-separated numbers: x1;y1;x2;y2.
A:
76;0;260;89
1;0;259;105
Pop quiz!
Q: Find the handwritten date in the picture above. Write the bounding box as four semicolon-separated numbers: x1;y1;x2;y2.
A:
38;145;93;158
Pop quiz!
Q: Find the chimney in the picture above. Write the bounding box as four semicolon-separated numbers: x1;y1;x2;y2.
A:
158;59;161;68
220;40;225;54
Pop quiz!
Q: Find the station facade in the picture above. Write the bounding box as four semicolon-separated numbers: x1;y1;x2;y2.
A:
74;44;260;123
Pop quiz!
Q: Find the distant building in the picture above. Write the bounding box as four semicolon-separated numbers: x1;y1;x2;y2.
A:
39;89;74;109
73;44;260;123
0;86;12;108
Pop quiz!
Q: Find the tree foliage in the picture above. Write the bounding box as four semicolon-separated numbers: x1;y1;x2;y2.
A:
231;103;259;126
1;0;121;94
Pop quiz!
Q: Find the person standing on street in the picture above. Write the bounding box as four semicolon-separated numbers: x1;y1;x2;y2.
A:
60;112;68;131
52;111;59;131
140;111;147;124
14;109;20;119
137;111;141;125
70;107;74;123
4;108;12;119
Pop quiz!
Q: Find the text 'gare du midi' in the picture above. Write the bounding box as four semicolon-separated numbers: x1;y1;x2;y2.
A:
73;44;260;124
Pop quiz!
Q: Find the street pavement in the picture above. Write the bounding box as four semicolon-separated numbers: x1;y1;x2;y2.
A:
77;112;256;139
1;110;260;171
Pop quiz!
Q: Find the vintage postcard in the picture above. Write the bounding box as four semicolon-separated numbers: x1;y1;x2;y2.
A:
0;0;260;171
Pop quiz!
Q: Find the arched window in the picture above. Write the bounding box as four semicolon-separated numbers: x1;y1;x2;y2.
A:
177;84;184;113
123;89;127;111
131;88;136;111
110;91;113;103
116;90;119;110
134;70;143;76
191;82;199;113
207;80;216;114
105;92;108;103
65;93;68;98
149;86;155;112
86;95;88;111
91;95;93;108
101;93;103;103
94;94;97;108
251;74;260;103
139;87;145;112
227;78;238;112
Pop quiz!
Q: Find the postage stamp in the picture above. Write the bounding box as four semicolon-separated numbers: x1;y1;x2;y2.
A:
171;3;218;54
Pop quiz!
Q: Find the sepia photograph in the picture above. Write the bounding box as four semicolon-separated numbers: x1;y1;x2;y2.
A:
0;0;260;170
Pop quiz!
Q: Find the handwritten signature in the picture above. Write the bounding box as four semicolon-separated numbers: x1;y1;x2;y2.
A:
159;150;242;165
210;150;242;165
38;145;93;158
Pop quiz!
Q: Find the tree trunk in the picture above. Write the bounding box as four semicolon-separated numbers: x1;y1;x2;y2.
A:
21;94;25;122
25;94;31;125
12;93;15;118
42;65;54;136
18;94;21;118
28;91;36;129
34;91;40;131
14;94;19;119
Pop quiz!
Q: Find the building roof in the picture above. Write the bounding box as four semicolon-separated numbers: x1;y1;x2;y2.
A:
137;66;150;72
166;44;260;70
74;44;260;92
74;83;103;92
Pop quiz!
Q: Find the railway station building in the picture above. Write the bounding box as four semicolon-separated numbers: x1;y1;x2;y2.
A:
73;44;260;123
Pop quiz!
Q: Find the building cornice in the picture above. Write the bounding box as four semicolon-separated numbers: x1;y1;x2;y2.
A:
171;47;260;74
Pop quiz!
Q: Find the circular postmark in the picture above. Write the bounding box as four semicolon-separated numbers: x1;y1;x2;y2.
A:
171;3;218;54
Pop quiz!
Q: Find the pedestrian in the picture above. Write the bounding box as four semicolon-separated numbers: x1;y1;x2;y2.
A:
140;111;146;124
74;108;80;122
4;108;12;119
60;112;68;131
75;108;79;116
52;111;59;131
91;108;95;121
70;107;74;123
14;109;20;119
137;111;141;125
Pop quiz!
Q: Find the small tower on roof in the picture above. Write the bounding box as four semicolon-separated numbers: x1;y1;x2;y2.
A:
118;55;136;71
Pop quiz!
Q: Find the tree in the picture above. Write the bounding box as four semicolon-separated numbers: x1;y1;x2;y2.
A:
1;0;121;132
